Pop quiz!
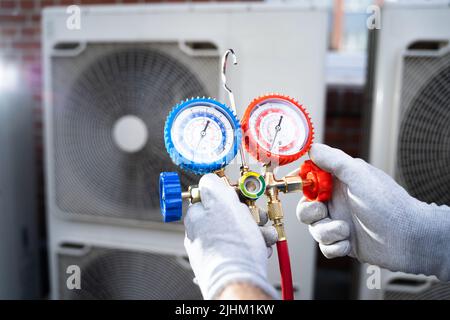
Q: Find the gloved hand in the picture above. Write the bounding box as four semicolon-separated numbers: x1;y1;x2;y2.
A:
297;143;450;281
184;173;279;299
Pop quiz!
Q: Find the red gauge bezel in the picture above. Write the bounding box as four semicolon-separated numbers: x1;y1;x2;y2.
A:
241;94;314;166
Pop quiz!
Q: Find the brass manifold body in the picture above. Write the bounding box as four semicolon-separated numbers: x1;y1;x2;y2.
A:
181;165;312;241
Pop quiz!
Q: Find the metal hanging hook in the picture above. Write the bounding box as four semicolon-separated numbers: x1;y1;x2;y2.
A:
221;49;248;169
221;49;238;114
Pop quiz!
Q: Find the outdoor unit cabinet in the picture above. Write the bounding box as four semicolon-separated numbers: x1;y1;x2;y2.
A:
361;0;450;300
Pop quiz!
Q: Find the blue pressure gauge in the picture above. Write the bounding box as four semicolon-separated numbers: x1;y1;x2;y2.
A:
164;97;241;175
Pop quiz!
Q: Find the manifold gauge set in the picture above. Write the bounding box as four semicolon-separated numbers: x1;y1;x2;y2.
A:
159;50;333;300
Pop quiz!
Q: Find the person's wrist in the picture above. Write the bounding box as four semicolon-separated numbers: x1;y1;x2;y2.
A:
413;201;450;281
216;282;274;300
200;260;279;300
396;198;449;280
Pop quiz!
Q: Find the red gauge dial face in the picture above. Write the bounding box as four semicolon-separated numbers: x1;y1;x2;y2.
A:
242;94;313;166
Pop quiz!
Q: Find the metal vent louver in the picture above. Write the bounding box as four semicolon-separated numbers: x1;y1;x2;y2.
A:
58;246;201;300
51;44;219;221
397;50;450;206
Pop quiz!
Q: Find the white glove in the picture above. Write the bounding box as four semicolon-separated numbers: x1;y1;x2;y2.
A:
184;173;279;299
297;143;450;281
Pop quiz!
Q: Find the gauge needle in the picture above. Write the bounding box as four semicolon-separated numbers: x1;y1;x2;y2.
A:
193;120;210;159
270;116;283;151
201;120;210;137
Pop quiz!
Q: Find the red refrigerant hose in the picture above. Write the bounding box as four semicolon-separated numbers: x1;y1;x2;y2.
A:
276;240;294;300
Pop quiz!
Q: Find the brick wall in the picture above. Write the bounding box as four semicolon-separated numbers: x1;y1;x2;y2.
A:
324;86;365;158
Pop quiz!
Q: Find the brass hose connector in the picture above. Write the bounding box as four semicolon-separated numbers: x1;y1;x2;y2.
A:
245;200;261;224
182;168;235;204
264;164;287;241
182;186;201;204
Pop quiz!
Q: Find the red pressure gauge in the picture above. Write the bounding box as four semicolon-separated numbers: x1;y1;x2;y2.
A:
241;94;314;166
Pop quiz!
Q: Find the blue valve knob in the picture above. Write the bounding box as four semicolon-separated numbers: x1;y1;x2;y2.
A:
159;172;183;222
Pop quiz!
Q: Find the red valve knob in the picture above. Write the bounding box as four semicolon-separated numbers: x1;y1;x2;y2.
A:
299;160;333;202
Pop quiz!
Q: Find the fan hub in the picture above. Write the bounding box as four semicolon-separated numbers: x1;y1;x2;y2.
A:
112;115;148;153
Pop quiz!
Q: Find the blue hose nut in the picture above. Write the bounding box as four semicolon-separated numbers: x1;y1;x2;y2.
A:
159;172;183;222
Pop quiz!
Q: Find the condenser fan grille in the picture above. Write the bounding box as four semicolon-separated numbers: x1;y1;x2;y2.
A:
58;246;202;300
397;52;450;206
51;43;219;221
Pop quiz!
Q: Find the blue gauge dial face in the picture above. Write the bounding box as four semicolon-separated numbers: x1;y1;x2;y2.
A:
170;103;236;167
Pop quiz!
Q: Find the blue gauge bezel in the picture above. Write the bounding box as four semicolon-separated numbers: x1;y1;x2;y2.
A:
164;97;241;175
